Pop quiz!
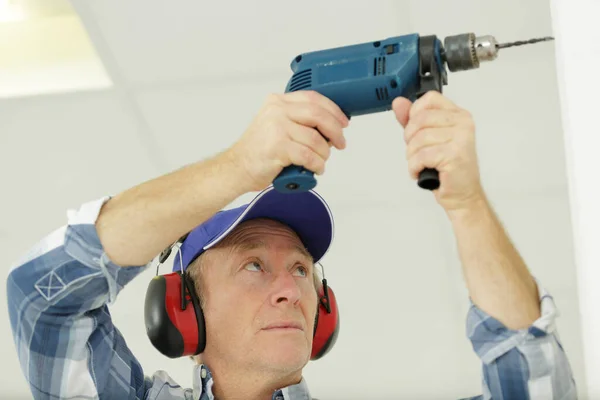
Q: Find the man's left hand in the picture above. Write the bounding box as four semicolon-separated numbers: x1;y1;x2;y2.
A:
392;91;485;212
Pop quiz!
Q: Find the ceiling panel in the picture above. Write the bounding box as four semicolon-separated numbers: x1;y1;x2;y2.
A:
73;0;411;88
406;0;553;40
0;90;160;260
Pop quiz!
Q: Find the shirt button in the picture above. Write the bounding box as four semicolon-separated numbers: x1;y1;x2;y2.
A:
201;368;207;379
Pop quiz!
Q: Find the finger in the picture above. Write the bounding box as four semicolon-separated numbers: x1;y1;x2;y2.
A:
283;90;349;128
410;91;458;120
404;109;461;143
405;127;453;160
288;123;331;163
285;102;346;150
286;140;326;176
407;143;447;180
392;97;412;128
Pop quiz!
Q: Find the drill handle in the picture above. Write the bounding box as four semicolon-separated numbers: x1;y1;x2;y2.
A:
272;127;333;193
273;165;316;193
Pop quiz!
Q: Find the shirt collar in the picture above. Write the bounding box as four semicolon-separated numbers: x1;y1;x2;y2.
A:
193;364;313;400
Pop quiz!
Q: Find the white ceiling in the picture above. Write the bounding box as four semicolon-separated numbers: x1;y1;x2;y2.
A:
0;0;585;398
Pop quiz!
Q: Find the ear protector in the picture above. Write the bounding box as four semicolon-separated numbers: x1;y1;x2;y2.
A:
144;240;340;360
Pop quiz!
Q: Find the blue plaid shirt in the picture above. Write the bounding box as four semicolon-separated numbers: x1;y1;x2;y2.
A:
7;197;577;399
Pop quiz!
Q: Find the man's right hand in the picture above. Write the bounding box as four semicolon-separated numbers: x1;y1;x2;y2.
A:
96;91;348;267
226;90;349;193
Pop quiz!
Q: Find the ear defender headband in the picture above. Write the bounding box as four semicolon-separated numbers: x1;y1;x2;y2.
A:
144;235;340;360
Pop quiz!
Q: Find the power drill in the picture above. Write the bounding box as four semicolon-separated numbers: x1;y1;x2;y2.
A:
272;32;554;193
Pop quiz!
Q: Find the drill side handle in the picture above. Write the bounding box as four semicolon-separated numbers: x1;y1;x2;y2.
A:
415;35;446;191
272;124;339;193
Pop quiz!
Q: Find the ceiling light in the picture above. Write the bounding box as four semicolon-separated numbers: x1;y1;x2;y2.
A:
0;0;25;23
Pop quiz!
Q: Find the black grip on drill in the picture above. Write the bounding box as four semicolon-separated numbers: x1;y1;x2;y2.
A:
418;168;440;190
415;35;444;191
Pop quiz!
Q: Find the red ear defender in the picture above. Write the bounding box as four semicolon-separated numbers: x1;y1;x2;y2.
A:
144;271;206;358
311;278;340;360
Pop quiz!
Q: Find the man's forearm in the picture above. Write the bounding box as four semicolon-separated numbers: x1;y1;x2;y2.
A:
447;196;540;330
96;150;249;267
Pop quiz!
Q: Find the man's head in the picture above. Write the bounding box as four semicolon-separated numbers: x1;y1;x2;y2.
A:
145;186;338;375
186;217;321;375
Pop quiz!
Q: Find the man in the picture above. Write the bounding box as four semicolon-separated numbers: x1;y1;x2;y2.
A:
7;90;576;399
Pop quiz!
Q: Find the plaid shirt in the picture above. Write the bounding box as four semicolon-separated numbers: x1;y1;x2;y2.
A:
7;196;577;400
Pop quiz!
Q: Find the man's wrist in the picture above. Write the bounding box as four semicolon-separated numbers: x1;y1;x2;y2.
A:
445;192;491;226
213;148;259;195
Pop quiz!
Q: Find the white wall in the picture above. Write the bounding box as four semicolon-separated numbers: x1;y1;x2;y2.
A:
551;0;600;398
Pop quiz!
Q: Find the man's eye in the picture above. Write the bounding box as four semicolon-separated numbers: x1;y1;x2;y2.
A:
294;266;308;277
244;261;262;272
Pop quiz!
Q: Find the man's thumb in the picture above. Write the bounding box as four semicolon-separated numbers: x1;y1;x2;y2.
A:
391;97;412;128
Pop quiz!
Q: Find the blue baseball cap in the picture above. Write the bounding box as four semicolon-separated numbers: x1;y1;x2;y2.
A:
173;185;334;272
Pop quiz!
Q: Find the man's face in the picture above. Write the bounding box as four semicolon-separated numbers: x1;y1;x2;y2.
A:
198;218;319;375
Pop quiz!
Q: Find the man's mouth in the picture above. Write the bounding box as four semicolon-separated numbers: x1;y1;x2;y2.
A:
262;321;303;331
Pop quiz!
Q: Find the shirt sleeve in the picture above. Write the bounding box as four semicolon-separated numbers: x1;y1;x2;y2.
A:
466;280;578;400
7;197;155;399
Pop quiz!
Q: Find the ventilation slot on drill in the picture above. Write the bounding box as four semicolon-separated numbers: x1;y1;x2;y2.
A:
289;69;312;91
374;57;386;76
375;87;390;101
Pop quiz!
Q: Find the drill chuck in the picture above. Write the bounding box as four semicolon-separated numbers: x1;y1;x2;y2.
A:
442;33;554;73
443;33;499;72
474;35;500;62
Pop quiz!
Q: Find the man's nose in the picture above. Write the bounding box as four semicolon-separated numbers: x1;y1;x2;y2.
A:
269;270;301;306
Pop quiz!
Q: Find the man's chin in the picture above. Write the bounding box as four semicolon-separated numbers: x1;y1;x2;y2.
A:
256;340;311;371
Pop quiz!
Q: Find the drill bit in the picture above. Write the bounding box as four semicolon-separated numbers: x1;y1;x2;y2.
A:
497;36;554;49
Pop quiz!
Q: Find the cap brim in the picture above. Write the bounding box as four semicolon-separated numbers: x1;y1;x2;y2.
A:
203;185;334;263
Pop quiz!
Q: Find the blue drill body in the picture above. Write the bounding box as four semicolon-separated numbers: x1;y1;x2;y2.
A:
287;34;424;115
273;33;448;193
